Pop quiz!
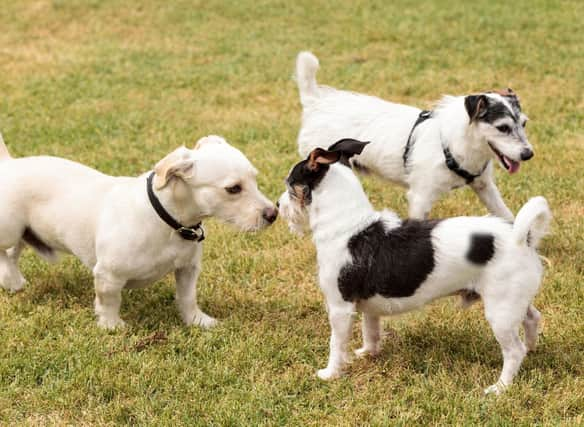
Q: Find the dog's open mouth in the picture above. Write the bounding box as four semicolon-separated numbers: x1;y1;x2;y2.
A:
488;142;520;174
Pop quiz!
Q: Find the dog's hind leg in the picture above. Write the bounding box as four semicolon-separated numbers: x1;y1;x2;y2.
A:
318;300;355;381
93;267;126;329
0;248;26;292
523;304;541;352
483;299;527;395
355;312;381;357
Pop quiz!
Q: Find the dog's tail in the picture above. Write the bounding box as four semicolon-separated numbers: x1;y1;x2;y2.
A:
513;196;551;248
0;131;11;161
295;51;320;106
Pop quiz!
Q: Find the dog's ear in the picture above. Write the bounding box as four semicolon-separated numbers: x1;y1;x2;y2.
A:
194;135;227;150
464;94;489;122
153;147;195;190
327;139;370;158
307;147;341;171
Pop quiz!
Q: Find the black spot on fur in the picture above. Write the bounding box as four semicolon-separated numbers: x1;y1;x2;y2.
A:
466;233;495;265
23;227;54;258
338;219;440;302
481;101;516;124
466;93;522;125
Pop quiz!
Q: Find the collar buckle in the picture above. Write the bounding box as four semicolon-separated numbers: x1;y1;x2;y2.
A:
177;225;205;242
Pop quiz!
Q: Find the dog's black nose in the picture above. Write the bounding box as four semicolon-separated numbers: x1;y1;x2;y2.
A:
520;149;534;161
262;206;278;223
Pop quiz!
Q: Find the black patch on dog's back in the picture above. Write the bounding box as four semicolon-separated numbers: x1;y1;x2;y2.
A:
338;219;440;302
23;227;55;258
466;233;495;265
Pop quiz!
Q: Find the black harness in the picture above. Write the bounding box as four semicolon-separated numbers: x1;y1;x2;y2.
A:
443;146;489;184
146;172;205;242
402;110;488;185
403;110;432;167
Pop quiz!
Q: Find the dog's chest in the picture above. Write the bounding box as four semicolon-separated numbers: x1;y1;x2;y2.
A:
126;241;199;282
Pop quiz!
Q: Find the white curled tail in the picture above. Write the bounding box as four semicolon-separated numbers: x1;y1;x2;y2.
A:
513;196;551;248
295;51;320;106
0;131;11;160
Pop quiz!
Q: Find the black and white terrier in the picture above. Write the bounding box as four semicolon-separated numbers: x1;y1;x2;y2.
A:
278;139;551;395
295;51;533;221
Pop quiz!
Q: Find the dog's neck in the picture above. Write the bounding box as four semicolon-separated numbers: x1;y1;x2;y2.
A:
152;180;204;227
308;165;376;244
434;96;492;172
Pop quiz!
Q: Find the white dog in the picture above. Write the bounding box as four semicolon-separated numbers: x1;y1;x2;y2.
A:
278;139;550;395
0;133;277;329
295;51;534;221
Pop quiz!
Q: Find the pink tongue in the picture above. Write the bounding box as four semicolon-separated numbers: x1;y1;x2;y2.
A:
504;156;520;174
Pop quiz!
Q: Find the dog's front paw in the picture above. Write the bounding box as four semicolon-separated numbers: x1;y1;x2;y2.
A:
317;367;342;381
191;312;218;329
97;317;126;330
354;346;380;358
484;381;507;396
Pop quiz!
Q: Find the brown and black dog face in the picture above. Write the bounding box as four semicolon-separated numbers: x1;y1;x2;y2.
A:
285;139;370;207
279;139;370;235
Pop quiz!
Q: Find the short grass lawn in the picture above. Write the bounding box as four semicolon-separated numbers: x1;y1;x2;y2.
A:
1;0;583;425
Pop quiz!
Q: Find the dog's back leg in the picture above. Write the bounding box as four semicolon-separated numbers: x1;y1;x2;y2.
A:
0;247;26;292
523;304;541;352
93;266;126;329
6;240;25;262
483;297;528;395
355;312;381;357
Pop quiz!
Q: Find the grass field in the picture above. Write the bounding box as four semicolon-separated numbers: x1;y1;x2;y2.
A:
1;0;583;425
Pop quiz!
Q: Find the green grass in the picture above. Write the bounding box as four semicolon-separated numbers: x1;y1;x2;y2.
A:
1;0;583;424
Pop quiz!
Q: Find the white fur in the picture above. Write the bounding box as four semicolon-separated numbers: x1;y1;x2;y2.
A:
279;161;551;395
295;51;534;221
0;134;276;329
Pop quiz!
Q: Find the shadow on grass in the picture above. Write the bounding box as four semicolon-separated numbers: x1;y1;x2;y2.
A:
369;319;581;379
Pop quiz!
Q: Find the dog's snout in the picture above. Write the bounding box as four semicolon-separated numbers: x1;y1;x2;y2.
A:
262;206;278;224
520;149;534;161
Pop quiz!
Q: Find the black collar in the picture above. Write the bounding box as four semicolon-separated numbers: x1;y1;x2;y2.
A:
146;172;205;242
403;109;488;185
443;147;489;184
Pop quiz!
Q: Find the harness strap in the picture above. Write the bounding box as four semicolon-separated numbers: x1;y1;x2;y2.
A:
403;110;432;168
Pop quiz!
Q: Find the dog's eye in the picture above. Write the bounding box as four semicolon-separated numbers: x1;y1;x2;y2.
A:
521;121;527;128
496;124;512;134
225;184;242;194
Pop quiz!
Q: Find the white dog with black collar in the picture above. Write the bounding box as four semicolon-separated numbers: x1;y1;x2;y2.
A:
0;133;277;329
295;51;534;221
278;139;550;395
